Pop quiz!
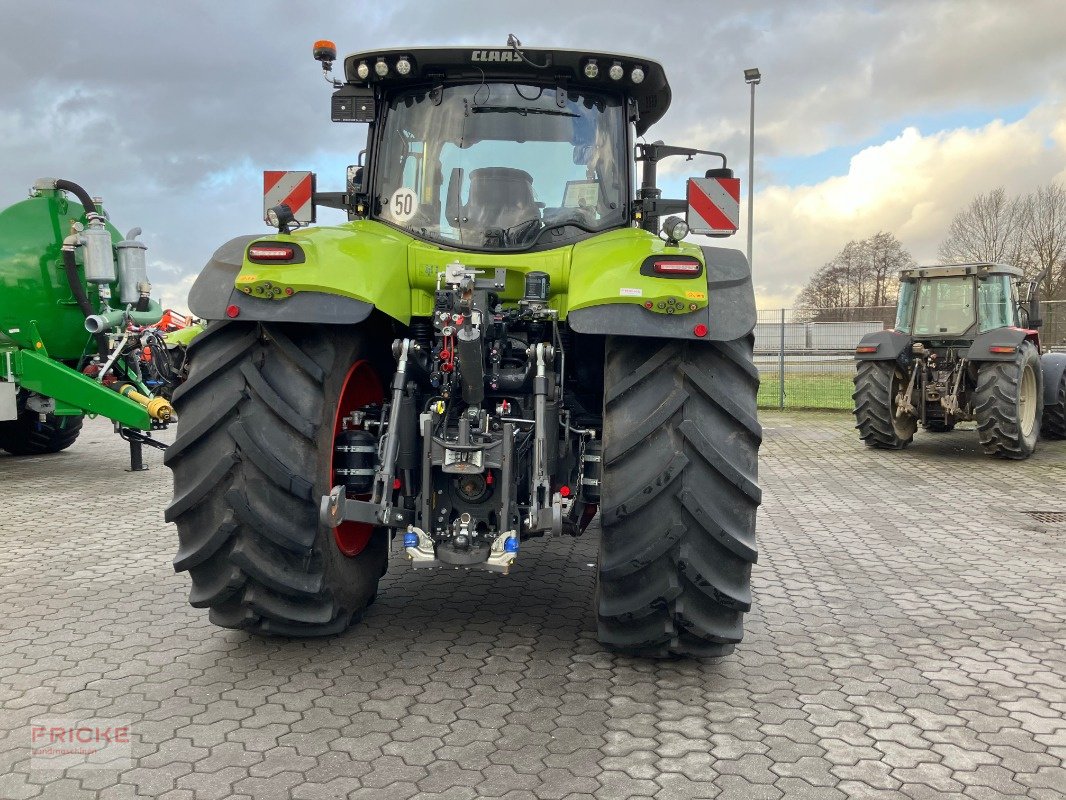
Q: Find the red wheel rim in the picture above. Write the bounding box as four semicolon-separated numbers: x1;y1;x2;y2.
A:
330;360;384;557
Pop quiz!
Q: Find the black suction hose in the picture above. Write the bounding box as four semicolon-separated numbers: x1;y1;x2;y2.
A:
55;179;107;358
62;248;109;358
54;179;97;214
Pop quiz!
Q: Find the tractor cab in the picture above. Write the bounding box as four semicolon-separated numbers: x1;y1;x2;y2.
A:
894;263;1028;341
298;41;739;249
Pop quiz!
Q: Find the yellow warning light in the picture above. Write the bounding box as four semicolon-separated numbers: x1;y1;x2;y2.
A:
312;40;337;63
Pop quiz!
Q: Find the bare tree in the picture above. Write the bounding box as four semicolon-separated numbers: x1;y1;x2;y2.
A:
1022;183;1066;300
937;187;1027;266
797;232;913;317
866;231;908;307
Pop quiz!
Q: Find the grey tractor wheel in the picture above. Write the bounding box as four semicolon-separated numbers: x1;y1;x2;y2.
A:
165;321;389;636
973;341;1042;459
596;335;761;658
0;401;83;456
853;360;917;449
1041;369;1066;439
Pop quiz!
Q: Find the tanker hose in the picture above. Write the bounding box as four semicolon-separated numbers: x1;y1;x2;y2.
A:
61;239;109;359
53;179;98;214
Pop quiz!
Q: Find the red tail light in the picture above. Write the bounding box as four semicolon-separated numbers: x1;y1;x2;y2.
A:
855;345;878;354
248;245;296;260
652;260;702;275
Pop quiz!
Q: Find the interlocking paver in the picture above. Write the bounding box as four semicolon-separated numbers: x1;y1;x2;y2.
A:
2;412;1064;798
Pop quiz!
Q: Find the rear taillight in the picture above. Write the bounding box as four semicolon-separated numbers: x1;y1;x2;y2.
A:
652;260;702;275
248;245;296;261
855;345;878;354
989;345;1017;354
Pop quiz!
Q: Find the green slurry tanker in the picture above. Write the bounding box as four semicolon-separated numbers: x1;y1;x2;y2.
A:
0;179;194;465
166;40;761;658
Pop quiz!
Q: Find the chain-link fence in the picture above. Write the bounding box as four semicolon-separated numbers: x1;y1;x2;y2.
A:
756;300;1066;410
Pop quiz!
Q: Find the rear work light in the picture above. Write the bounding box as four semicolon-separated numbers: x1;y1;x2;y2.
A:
248;245;295;261
652;260;702;275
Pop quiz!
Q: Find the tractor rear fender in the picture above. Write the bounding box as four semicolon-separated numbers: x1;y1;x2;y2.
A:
965;328;1034;362
854;330;911;361
189;222;414;324
189;234;375;324
1040;352;1066;405
567;245;755;342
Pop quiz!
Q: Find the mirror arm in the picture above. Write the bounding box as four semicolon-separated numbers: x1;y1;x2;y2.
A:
313;191;351;212
637;143;728;171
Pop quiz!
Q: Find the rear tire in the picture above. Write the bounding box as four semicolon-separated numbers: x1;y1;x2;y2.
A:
974;341;1042;459
596;335;761;658
0;404;83;456
165;321;389;636
853;361;916;449
1041;370;1066;440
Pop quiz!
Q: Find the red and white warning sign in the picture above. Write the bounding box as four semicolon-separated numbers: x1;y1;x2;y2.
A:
686;176;740;236
263;171;315;224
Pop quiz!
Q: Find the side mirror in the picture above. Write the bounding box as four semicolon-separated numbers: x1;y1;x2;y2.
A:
347;165;364;194
1027;271;1046;329
1029;290;1043;329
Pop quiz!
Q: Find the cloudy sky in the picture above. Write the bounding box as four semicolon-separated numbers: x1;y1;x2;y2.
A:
2;0;1065;310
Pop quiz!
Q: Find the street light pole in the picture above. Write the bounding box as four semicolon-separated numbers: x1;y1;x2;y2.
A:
744;67;761;270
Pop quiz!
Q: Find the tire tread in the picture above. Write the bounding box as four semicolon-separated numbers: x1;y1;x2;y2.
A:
596;335;760;658
167;322;385;637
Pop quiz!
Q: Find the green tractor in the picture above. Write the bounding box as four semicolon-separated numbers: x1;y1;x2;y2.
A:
0;179;195;466
854;262;1066;458
166;40;761;657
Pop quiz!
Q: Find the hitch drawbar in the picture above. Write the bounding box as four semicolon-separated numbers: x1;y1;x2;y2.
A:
319;490;520;574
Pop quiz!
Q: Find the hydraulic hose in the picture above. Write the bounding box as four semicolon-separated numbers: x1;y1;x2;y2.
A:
53;179;98;214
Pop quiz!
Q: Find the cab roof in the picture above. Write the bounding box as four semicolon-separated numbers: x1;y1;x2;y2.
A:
342;45;670;135
900;263;1025;280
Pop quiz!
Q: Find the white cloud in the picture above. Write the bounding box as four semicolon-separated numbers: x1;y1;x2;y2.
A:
745;101;1066;308
151;267;197;317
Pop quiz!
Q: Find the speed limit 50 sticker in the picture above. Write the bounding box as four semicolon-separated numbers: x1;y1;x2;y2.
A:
390;188;419;223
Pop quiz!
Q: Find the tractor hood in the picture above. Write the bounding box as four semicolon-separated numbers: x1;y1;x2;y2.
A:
341;45;670;135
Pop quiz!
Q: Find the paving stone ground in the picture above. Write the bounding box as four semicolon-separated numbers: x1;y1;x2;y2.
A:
1;411;1065;799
